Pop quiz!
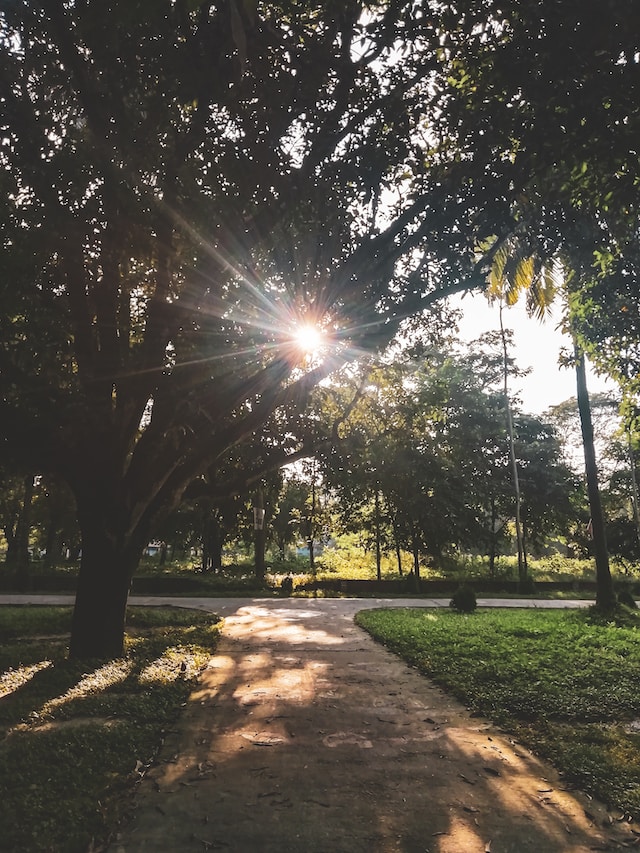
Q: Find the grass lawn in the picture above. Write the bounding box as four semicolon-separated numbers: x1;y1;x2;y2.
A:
0;606;220;853
356;606;640;818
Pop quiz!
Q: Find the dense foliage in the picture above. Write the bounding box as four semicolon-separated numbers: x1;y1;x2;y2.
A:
318;346;580;574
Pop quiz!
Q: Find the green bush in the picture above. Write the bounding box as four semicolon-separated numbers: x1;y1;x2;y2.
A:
267;555;310;575
449;585;477;613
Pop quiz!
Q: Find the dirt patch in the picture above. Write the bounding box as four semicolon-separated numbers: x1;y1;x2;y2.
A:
109;600;635;852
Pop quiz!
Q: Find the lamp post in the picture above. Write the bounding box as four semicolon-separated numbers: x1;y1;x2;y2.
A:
253;486;266;581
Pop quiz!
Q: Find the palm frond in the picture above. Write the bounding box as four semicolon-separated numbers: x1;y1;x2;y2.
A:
526;265;556;319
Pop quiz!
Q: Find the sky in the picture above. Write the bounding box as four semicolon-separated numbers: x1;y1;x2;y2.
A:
451;291;614;415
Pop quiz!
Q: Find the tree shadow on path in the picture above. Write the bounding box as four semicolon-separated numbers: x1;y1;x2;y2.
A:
112;601;632;853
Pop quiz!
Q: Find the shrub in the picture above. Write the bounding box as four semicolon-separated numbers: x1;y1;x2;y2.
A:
449;585;477;613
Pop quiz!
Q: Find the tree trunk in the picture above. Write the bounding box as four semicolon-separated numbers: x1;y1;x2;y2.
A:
307;475;316;573
254;486;266;580
408;530;421;593
411;525;420;580
6;474;35;590
574;345;616;609
522;518;529;573
200;510;212;572
499;303;526;587
211;529;223;573
70;527;141;659
628;435;640;554
212;513;226;573
43;521;62;570
389;505;403;575
69;488;148;659
374;488;382;582
201;541;210;572
488;494;497;576
395;539;403;576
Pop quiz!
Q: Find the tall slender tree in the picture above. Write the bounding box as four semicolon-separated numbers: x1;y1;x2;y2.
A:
574;342;616;607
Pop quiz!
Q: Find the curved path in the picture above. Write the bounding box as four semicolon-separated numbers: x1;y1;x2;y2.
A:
2;596;631;851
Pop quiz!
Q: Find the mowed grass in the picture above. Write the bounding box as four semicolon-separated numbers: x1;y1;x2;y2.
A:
0;606;220;853
356;606;640;817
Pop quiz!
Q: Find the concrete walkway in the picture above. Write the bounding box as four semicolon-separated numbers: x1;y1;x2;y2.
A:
0;593;593;613
3;596;631;852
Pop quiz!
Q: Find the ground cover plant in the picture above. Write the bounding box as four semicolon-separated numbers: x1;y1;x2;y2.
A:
356;606;640;818
0;606;220;853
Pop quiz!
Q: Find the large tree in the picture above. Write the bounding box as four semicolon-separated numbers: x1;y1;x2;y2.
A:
2;1;496;657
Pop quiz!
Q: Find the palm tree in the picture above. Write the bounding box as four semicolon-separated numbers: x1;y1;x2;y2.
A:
497;299;527;586
486;241;555;588
484;240;616;608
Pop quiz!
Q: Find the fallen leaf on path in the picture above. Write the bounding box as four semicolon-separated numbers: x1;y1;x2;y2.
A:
240;732;286;746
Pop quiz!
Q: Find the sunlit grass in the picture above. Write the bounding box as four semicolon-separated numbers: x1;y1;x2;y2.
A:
356;606;640;816
0;605;220;852
37;659;134;720
0;660;52;699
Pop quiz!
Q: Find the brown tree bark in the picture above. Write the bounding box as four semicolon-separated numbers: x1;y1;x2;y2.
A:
574;345;616;610
5;474;35;591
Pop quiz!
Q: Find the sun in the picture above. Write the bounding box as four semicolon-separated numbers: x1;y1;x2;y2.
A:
293;323;324;355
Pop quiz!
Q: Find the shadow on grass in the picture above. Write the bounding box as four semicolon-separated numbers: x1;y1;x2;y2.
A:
0;610;220;853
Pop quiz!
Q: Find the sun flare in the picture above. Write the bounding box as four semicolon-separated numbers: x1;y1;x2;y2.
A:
293;323;324;355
